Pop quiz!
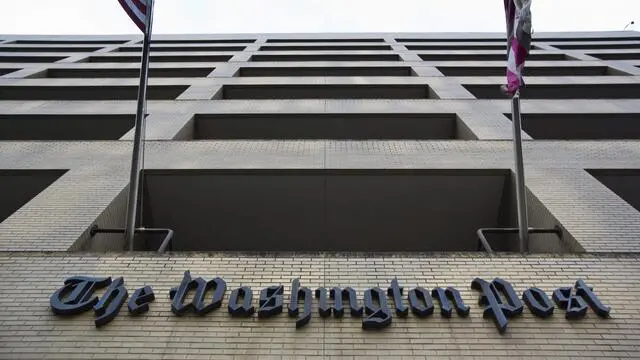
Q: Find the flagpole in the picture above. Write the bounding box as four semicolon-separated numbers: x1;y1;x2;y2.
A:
124;0;154;251
511;91;529;253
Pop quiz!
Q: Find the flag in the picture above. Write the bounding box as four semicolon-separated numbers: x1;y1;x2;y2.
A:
120;0;154;249
502;0;533;97
118;0;151;33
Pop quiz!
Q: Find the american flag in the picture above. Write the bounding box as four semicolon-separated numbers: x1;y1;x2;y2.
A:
502;0;533;97
118;0;151;33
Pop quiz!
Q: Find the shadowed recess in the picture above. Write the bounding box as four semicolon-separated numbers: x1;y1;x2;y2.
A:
238;66;413;77
466;84;640;99
0;85;188;100
45;67;214;78
267;38;384;43
0;68;19;76
259;45;392;51
505;113;640;140
0;55;65;63
88;55;232;63
192;113;458;139
588;170;640;212
0;114;134;140
251;54;401;62
149;39;255;44
590;53;640;60
117;46;245;52
0;46;102;52
437;66;625;76
420;53;566;61
219;84;433;99
136;169;565;252
0;170;67;223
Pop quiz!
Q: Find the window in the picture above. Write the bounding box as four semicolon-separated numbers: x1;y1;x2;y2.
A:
0;170;66;223
505;113;640;140
0;114;134;140
191;113;460;140
238;66;413;77
46;67;214;78
465;84;640;99
219;84;432;99
136;169;551;252
0;85;188;100
251;54;401;62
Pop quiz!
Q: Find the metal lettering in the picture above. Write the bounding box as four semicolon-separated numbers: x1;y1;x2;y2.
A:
288;279;312;328
522;287;553;318
228;286;254;317
258;285;284;318
93;277;128;327
50;276;112;316
127;285;155;315
362;287;392;329
471;277;523;333
387;278;408;317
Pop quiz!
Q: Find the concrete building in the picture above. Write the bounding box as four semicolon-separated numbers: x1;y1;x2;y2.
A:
1;31;640;358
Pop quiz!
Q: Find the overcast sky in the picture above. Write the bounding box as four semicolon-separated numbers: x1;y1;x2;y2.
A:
1;0;638;35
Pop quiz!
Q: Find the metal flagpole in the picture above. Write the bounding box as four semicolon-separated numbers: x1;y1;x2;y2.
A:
511;90;529;253
124;0;154;251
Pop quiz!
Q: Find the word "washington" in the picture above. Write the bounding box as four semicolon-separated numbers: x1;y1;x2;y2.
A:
50;271;611;333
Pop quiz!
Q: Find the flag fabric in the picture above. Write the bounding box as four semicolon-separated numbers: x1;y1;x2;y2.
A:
502;0;533;97
118;0;150;33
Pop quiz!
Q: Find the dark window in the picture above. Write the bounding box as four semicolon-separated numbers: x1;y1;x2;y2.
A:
117;46;245;52
138;169;545;252
219;84;432;99
588;170;640;212
437;66;622;77
0;170;66;223
267;38;384;43
465;84;640;99
238;66;412;77
149;39;255;44
0;55;65;63
420;53;566;61
12;39;126;44
192;113;459;140
259;45;392;51
0;85;188;100
251;54;400;62
590;53;640;60
0;46;101;52
0;114;134;140
46;67;214;78
505;113;640;139
88;55;232;63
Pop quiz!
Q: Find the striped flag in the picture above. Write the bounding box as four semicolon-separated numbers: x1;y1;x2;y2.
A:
502;0;533;97
118;0;151;33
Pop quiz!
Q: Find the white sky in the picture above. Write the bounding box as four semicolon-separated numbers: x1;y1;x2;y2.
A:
0;0;638;35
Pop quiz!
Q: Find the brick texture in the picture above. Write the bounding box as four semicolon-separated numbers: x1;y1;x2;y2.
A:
0;254;638;359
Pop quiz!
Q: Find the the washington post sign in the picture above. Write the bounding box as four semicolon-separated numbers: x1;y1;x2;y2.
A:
50;271;610;334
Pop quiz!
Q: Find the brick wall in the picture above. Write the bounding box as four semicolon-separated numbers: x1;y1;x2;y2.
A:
0;253;638;359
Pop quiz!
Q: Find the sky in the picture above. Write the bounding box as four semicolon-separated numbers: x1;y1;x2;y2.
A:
0;0;638;35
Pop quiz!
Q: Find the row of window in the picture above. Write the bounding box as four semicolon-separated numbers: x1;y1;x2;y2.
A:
4;36;640;45
1;52;639;64
2;43;640;52
0;83;638;101
1;112;639;141
1;65;630;78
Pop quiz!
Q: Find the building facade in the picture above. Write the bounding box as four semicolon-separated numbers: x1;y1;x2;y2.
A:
1;32;640;358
